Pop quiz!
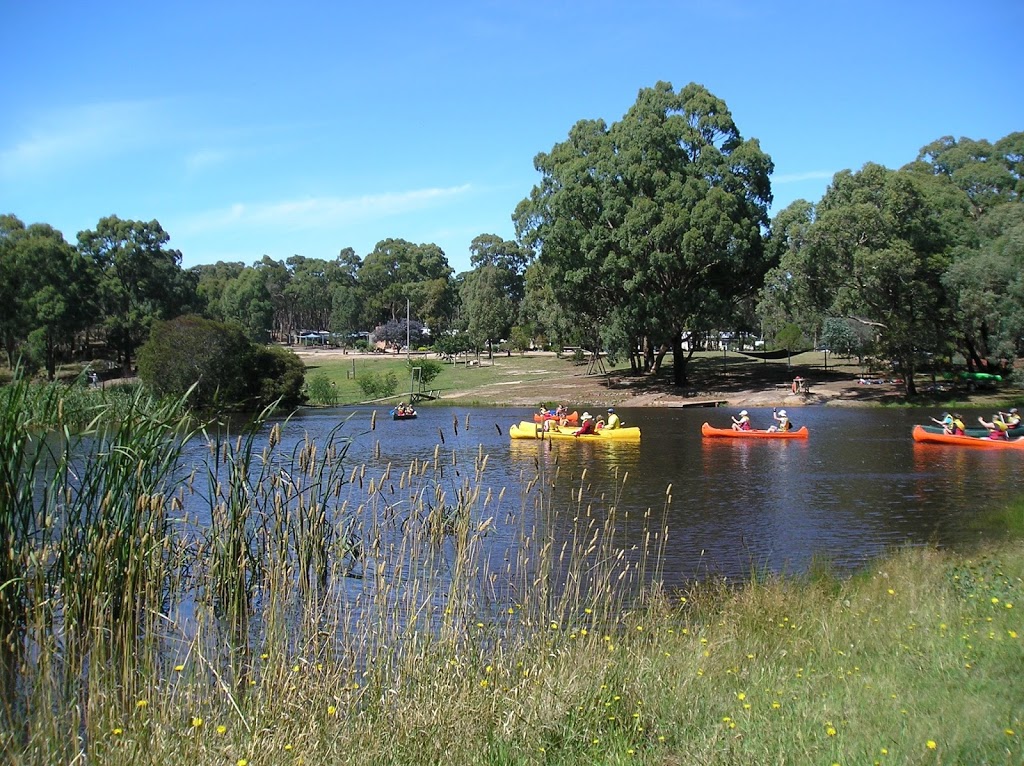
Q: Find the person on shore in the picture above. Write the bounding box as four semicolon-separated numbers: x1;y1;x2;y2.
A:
605;407;621;429
574;412;596;436
978;414;1010;439
768;408;792;433
731;410;752;431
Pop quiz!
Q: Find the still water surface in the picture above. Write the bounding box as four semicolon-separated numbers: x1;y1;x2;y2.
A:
215;404;1021;589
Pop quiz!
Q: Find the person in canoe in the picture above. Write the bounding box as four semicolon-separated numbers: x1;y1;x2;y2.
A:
767;408;792;433
931;412;955;433
574;412;597;436
978;413;1010;439
605;407;621;429
731;410;752;431
1000;407;1021;429
950;413;966;435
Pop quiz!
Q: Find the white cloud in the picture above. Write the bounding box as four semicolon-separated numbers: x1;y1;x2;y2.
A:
177;185;473;234
773;170;835;184
184;149;229;174
0;100;166;180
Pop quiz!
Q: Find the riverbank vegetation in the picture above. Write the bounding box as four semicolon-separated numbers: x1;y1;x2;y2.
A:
4;122;1023;402
1;375;1021;764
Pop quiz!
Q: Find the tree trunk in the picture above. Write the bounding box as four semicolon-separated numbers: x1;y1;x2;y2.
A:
902;358;917;396
672;335;687;386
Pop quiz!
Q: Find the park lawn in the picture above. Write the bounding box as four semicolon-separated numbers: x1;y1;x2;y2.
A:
301;351;636;407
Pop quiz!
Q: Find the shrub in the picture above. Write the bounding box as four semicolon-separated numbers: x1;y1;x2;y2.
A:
138;315;306;411
357;370;398;399
305;372;338;406
408;358;443;387
138;315;254;408
251;344;306;410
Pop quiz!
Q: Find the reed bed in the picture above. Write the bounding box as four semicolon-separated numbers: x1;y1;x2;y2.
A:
1;373;1021;765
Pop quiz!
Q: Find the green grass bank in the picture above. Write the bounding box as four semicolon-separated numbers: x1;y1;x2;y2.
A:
11;538;1021;765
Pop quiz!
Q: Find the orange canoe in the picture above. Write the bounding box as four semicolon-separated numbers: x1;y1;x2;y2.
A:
911;425;1024;449
701;422;809;439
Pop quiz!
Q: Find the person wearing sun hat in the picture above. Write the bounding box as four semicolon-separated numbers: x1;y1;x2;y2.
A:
605;407;621;429
731;409;752;431
574;411;597;436
931;412;955;434
768;408;791;433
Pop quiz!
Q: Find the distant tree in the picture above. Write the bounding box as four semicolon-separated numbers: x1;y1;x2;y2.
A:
328;247;365;342
371;318;425;349
285;255;334;333
820;317;867;359
220;267;274;342
191;261;245;321
329;282;364;343
786;164;955;395
773;323;807;353
407;358;442;387
0;216;95;377
77;216;194;375
358;239;454;328
356;370;398;399
460;265;517;358
509;324;534;354
305;372;337;406
256;256;293;341
758;200;819;343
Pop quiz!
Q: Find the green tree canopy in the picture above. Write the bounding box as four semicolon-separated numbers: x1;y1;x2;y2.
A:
358;239;454;330
782;164;957;394
0;216;96;377
220;266;275;342
515;81;774;385
77;216;194;374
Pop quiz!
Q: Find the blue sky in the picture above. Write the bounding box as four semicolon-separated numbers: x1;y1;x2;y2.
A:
3;1;1021;274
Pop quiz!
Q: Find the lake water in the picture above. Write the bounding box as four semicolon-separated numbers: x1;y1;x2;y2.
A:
216;403;1021;591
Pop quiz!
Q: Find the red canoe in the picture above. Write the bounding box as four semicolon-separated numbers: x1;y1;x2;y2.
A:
701;422;809;439
911;424;1024;449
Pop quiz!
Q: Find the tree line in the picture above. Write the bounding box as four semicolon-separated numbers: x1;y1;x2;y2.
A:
3;81;1022;395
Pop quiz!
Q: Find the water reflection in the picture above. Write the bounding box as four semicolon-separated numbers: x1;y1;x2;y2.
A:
196;404;1019;589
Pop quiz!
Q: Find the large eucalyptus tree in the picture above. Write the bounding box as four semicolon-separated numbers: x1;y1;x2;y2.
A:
77;215;193;375
515;81;774;385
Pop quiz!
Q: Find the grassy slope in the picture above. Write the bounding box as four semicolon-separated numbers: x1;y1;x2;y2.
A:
75;539;1024;766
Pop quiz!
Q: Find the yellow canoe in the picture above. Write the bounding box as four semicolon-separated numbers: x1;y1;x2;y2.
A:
509;421;641;441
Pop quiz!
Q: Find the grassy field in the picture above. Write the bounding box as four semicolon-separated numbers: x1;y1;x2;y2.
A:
300;350;636;407
297;349;1024;410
